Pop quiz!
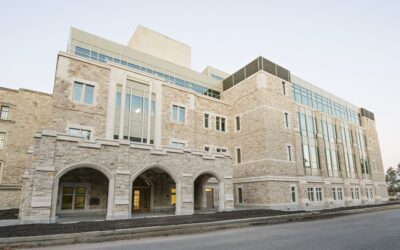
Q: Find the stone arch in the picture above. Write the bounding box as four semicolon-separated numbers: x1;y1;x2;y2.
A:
50;163;114;221
193;170;225;212
129;164;181;216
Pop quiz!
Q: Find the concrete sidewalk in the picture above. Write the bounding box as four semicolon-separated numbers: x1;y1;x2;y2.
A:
1;204;399;249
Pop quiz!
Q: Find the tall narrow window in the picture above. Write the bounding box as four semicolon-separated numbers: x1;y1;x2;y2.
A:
113;86;122;139
204;113;209;128
0;132;5;149
72;81;95;105
0;106;9;120
171;188;176;205
332;188;337;200
284;112;289;128
291;186;296;202
235;116;241;131
308;188;314;201
236;148;242;164
282;81;286;95
172;105;185;123
237;188;243;203
287;145;292;161
216;116;226;132
316;188;323;201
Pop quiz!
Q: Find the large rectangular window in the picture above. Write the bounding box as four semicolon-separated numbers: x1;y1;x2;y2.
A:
0;106;9;120
172;105;185;123
61;186;86;210
72;82;95;105
122;80;155;144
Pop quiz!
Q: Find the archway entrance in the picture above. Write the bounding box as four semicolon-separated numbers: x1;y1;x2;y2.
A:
194;173;221;212
56;167;109;221
131;167;176;215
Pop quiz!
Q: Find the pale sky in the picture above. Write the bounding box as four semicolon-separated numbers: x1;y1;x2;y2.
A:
1;0;399;171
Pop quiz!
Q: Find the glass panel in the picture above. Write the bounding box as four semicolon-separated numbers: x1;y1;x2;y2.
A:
179;107;185;123
172;105;178;121
171;188;176;205
74;195;85;209
73;82;83;102
84;84;94;104
75;187;86;194
63;187;74;194
61;195;73;209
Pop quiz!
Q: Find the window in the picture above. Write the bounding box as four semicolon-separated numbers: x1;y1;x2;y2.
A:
216;147;227;153
171;141;185;149
337;188;343;200
332;187;343;201
69;128;91;140
0;132;5;149
171;188;176;205
216;116;226;132
172;105;185;123
291;186;296;202
72;81;95;105
204;113;210;128
351;188;355;200
284;112;289;128
61;186;86;210
235;116;241;131
355;188;360;199
282;81;286;95
236;148;242;164
316;188;323;201
204;146;210;152
368;188;374;199
0;106;9;120
237;188;243;204
287;145;292;161
0;161;4;184
308;188;314;201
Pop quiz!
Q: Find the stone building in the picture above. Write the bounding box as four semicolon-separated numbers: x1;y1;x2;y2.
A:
1;26;388;223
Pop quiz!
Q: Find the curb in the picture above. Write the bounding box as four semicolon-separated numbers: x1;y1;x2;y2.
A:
1;204;399;249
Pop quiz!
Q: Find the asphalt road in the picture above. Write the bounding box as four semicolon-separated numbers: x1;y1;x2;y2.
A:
29;209;400;250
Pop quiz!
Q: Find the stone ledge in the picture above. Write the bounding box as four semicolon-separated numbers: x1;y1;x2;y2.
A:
34;130;232;159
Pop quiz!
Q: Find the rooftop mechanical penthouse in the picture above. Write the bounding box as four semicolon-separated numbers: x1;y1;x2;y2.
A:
0;26;387;223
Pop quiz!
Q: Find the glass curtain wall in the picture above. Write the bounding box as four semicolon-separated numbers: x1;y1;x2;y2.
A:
114;80;155;144
321;116;340;177
355;127;370;179
298;107;320;176
340;122;357;178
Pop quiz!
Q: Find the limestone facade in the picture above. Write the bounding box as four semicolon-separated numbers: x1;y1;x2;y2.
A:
0;88;52;209
1;27;388;222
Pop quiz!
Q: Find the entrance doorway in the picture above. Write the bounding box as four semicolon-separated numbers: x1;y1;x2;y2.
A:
132;176;151;213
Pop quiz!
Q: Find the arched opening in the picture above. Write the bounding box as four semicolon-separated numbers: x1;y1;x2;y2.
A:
56;167;109;221
194;173;222;212
131;167;177;216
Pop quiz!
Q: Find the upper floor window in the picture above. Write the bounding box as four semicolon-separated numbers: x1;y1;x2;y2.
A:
284;112;289;128
235;116;241;131
69;128;91;140
287;145;292;161
0;106;9;120
236;147;242;163
204;113;210;128
0;132;5;149
72;82;95;105
216;147;227;153
172;105;185;123
216;116;226;132
171;141;185;149
282;81;286;95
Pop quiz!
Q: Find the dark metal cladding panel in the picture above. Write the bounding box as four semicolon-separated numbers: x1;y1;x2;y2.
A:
262;58;276;75
223;75;233;91
361;108;375;121
245;58;260;78
276;65;290;82
233;68;245;85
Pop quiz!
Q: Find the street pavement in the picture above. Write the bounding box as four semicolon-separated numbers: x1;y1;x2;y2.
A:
27;208;400;250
